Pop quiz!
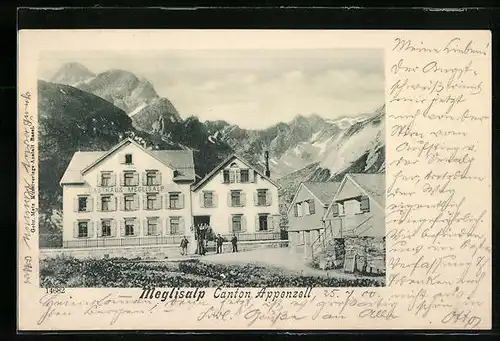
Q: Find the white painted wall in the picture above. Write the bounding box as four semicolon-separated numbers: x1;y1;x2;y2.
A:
191;158;280;235
62;142;195;252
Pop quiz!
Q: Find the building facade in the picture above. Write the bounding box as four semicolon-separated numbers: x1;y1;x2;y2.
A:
321;173;385;273
287;182;340;260
60;138;197;253
191;154;281;241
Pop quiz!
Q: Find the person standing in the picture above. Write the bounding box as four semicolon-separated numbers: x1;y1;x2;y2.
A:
180;236;189;256
216;234;224;254
231;234;238;253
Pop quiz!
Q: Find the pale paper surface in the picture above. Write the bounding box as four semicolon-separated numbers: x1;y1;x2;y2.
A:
17;30;491;330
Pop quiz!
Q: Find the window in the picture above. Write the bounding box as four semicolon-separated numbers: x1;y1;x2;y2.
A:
102;220;111;237
307;199;316;215
147;194;158;210
78;221;88;238
146;171;158;186
360;196;370;213
223;170;230;183
147;219;158;236
124;172;135;186
204;192;214;208
101;172;112;187
240;169;249;183
259;214;268;231
231;190;241;207
296;202;303;217
169;193;180;209
78;196;88;212
124;195;134;211
170;217;180;234
101;195;112;211
125;220;135;236
232;215;242;233
125;154;133;164
257;189;268;206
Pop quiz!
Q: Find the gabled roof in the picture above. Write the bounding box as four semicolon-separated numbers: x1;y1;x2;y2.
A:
191;153;279;192
348;173;385;207
302;182;342;206
60;138;195;185
323;173;385;219
285;181;341;216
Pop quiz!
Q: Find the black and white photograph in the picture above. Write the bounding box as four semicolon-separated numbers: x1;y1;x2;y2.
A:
37;48;386;288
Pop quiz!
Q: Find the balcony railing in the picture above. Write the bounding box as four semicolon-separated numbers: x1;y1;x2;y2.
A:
62;235;186;249
220;231;282;242
61;231;285;249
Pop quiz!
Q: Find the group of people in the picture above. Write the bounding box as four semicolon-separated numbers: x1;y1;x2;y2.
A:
179;223;239;256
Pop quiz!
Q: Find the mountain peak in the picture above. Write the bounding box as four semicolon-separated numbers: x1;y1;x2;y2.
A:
50;62;95;85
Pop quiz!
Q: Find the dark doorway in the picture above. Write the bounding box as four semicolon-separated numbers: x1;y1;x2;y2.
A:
193;215;212;254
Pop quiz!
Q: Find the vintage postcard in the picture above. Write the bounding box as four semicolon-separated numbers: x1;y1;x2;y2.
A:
18;29;491;330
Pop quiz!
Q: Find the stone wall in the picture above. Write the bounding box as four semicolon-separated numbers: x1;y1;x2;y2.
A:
344;236;386;274
40;240;289;260
318;237;385;274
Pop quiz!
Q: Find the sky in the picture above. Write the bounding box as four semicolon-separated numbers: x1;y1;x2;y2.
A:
38;49;384;130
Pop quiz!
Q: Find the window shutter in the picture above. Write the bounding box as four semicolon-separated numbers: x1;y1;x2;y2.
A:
96;196;102;212
111;173;116;186
156;194;162;210
132;219;138;236
241;216;247;232
248;169;254;183
293;204;298;217
179;194;185;209
87;196;93;212
165;194;170;210
309;199;316;214
165;218;170;235
142;219;148;236
73;222;78;238
220;170;225;183
157;172;162;186
73;197;78;212
255;214;259;231
142;172;147;185
266;191;272;206
113;196;117;211
157;218;163;236
199;192;205;208
229;170;235;183
119;173;124;186
133;194;139;210
111;220;117;237
240;192;246;207
235;170;241;183
213;193;218;208
253;192;258;206
143;195;147;210
119;195;124;211
133;173;139;186
332;203;339;217
360;196;370;213
179;217;185;235
88;221;94;238
227;192;231;207
97;221;103;237
253;170;258;183
120;220;125;237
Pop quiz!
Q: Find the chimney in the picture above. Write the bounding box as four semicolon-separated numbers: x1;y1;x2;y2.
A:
264;151;271;177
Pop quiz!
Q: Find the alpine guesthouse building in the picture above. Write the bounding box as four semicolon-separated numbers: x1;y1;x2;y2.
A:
58;138;281;257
